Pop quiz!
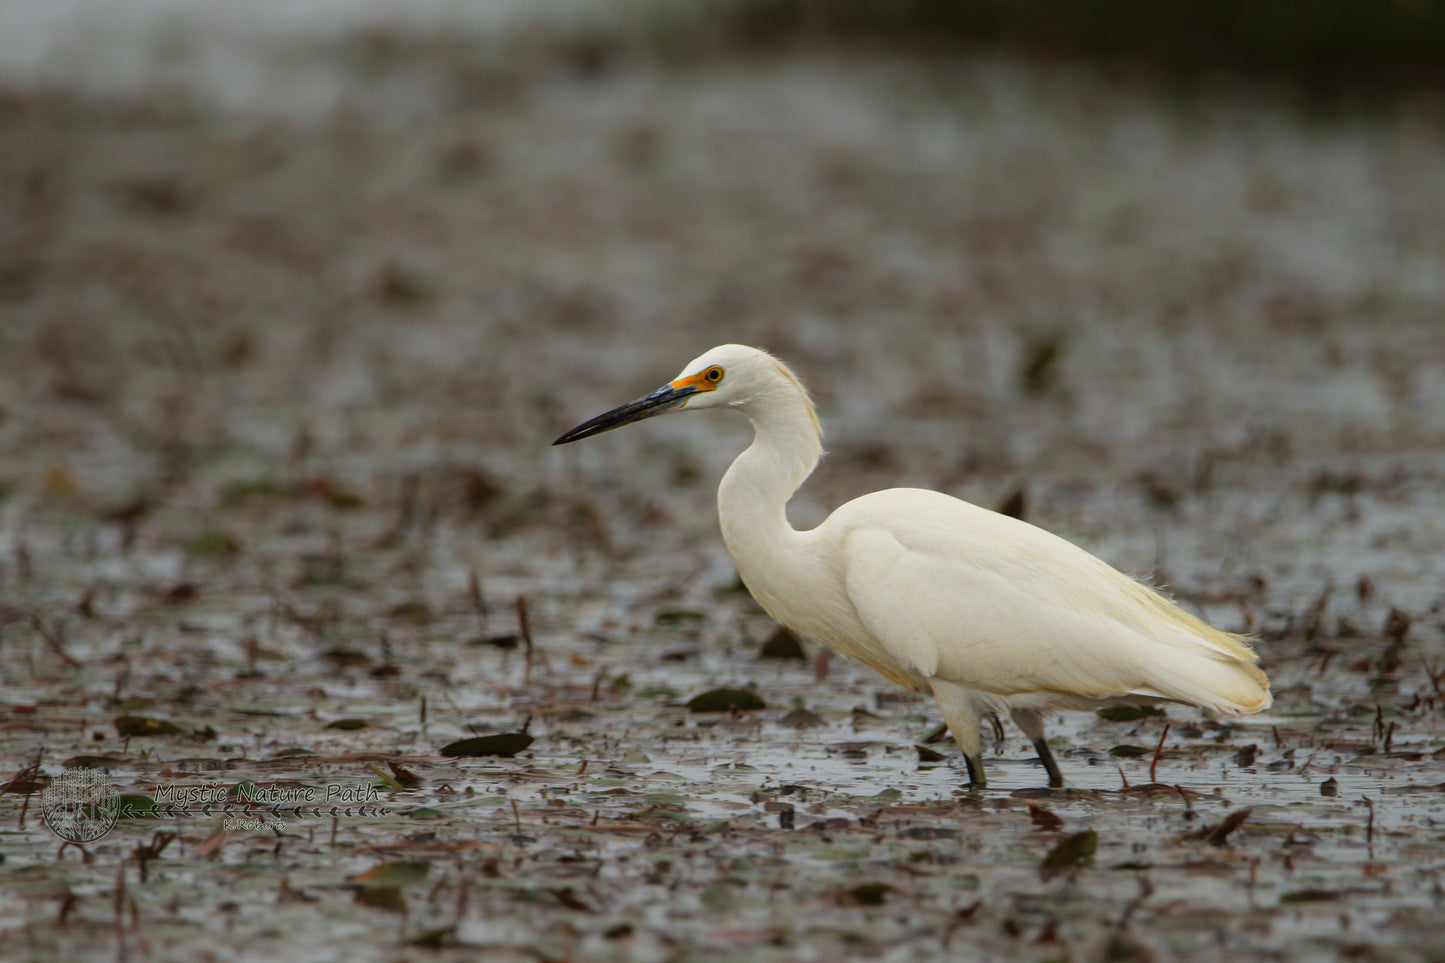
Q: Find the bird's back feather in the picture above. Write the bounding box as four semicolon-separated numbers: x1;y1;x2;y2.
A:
828;489;1271;714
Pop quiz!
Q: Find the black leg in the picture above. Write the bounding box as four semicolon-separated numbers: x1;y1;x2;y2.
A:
1033;737;1065;789
963;752;987;789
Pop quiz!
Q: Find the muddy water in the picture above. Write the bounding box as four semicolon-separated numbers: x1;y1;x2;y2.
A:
3;4;1445;962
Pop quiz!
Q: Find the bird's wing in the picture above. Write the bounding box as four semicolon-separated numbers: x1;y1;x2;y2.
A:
837;490;1269;711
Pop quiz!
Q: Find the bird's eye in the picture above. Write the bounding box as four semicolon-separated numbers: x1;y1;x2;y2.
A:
704;366;724;384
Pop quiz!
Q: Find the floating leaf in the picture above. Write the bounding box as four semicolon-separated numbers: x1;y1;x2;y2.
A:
63;754;130;768
469;634;519;650
353;886;405;911
387;760;423;788
325;718;370;731
303;476;364;510
1097;706;1166;722
321;648;372;666
1040;830;1097;877
183;529;240;557
920;722;950;744
1028;803;1065;831
1103;934;1151;961
162;583;198;604
686;688;766;713
115;715;185;737
408;927;455;949
915;744;947;763
1320;777;1339;797
758;627;806;661
548;887;596;912
841;883;893;906
1108;745;1150;758
1019;334;1065;394
372;263;433;308
1183;807;1252;846
219;477;287;505
779;708;826;729
900;826;958;840
387;599;432;625
352;860;431;887
440;732;533;757
1281;889;1343;904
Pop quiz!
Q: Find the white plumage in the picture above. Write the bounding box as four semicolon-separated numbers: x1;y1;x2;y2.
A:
555;344;1271;788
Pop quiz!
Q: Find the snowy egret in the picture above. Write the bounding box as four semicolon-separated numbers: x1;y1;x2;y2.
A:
554;345;1271;789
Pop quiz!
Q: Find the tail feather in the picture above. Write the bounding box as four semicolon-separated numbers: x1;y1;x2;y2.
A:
1109;578;1271;713
1131;637;1272;714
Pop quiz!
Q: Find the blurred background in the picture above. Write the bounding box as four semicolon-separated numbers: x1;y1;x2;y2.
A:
3;4;1445;959
2;0;1443;637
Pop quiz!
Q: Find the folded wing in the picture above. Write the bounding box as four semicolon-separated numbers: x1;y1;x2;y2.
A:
837;490;1271;714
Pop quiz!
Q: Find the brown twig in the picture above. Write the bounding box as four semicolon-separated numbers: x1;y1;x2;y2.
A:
1172;784;1195;819
468;568;489;632
517;595;534;684
1423;659;1445;699
1149;722;1171;783
28;614;81;668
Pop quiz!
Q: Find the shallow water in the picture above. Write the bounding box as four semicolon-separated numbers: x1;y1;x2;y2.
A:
2;3;1445;961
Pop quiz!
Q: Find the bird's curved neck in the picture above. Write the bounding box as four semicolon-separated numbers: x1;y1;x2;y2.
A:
717;381;822;555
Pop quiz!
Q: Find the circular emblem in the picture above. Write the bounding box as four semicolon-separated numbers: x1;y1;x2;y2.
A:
41;768;121;843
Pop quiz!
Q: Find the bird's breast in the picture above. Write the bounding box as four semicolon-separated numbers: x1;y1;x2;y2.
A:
729;537;927;692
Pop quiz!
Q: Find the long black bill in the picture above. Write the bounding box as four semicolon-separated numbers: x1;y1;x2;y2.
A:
552;384;697;445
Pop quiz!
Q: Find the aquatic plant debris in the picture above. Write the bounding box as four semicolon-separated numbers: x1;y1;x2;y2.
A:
1040;830;1099;878
1182;807;1253;846
113;716;187;737
440;732;535;758
685;688;769;712
1;3;1444;961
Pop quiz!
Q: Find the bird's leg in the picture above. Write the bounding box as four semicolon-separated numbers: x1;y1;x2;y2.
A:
1031;738;1065;789
927;679;989;790
962;752;987;789
1010;708;1064;789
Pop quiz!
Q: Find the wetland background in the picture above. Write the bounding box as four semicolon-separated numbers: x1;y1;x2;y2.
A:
2;1;1445;960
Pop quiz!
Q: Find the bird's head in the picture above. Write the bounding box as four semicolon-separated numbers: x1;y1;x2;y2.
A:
553;344;797;445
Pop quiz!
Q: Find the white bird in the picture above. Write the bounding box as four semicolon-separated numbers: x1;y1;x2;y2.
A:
554;344;1271;789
